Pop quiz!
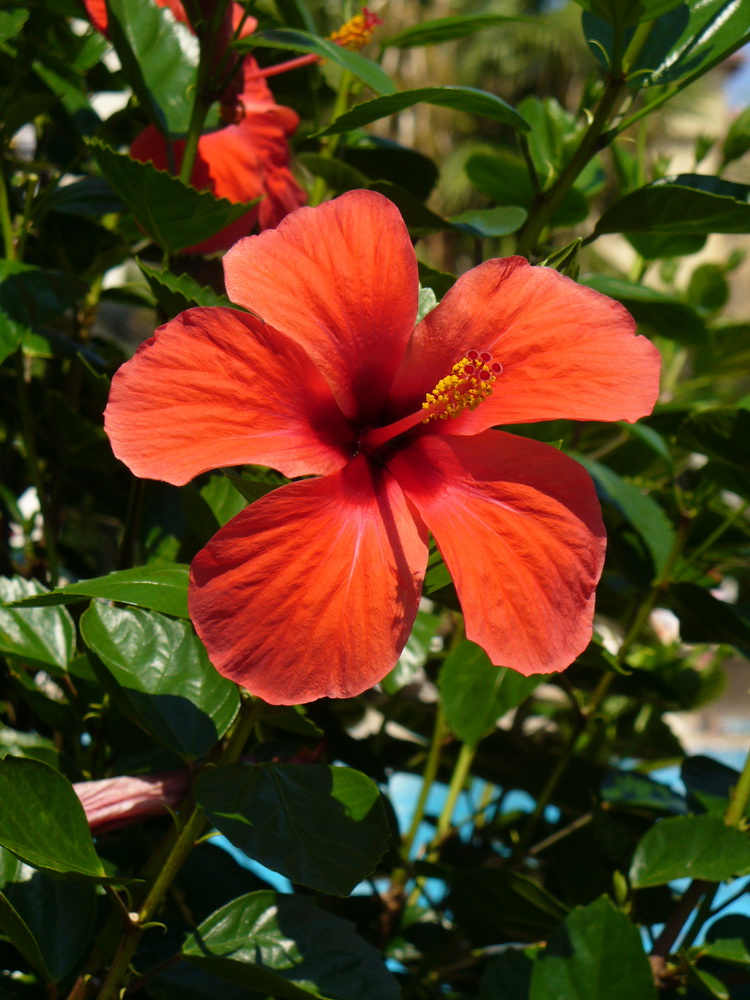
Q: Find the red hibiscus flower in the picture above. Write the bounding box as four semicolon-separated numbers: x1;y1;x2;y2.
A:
104;190;661;706
129;57;306;253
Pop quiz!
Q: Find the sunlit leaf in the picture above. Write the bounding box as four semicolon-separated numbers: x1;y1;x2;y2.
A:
80;603;239;759
630;815;750;887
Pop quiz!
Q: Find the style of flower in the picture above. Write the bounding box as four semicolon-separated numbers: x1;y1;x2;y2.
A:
105;190;661;706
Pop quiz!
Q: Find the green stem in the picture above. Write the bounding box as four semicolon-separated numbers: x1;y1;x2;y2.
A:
516;73;625;258
515;519;691;860
434;742;476;842
178;0;232;185
400;706;448;862
309;70;354;207
0;168;15;260
178;92;213;186
724;740;750;828
15;349;59;584
675;501;749;582
94;694;261;1000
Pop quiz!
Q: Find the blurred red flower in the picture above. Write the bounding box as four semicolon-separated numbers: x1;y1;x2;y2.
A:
105;190;661;705
83;0;306;253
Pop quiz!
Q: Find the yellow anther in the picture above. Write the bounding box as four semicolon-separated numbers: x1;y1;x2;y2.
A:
421;352;500;423
328;8;382;50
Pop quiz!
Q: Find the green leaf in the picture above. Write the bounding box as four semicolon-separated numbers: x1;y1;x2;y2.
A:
596;175;750;237
627;232;707;260
8;563;190;618
317;87;529;138
587;1;750;87
0;312;27;364
669;583;750;649
722;106;750;167
46;176;124;218
630;814;750;887
530;895;658;1000
366;180;449;234
448;205;527;237
450;868;569;944
247;29;395;96
105;0;198;134
0;261;79;326
573;455;675;578
80;603;239;760
138;260;234;319
0;578;75;672
0;9;28;42
580;274;707;345
0;889;50;982
439;639;547;745
382;14;528;47
704;915;750;965
574;0;683;26
195;763;389;896
182;891;401;999
466;149;589;227
601;769;687;815
480;950;535;1000
681;408;750;470
88;140;257;253
0;757;108;882
0;848;95;982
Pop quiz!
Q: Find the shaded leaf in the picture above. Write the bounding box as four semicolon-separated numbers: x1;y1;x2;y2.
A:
439;639;548;745
704;915;750;965
630;815;750;887
530;895;658;1000
80;603;239;760
449;868;569;945
581;274;707;345
573;455;675;578
317;87;529;138
139;260;234;319
0;9;28;42
601;769;687;815
182;891;401;1000
195;763;389;896
669;583;750;649
596;175;750;237
89;141;257;253
0;890;50;982
0;849;95;982
0;261;79;326
574;0;683;26
466;149;589;227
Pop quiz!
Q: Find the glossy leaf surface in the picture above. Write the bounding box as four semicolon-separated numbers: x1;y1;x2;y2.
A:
0;757;108;881
182;891;401;1000
80;603;239;759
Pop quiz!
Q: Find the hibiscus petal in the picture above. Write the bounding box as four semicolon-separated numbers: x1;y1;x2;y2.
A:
388;431;606;675
105;307;354;485
387;256;660;431
189;455;428;705
223;189;419;422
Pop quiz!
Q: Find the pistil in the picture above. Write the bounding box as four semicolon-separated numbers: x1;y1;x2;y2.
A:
361;350;501;451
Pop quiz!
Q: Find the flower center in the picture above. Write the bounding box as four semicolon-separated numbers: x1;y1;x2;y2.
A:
421;350;502;423
328;8;383;50
360;349;502;452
